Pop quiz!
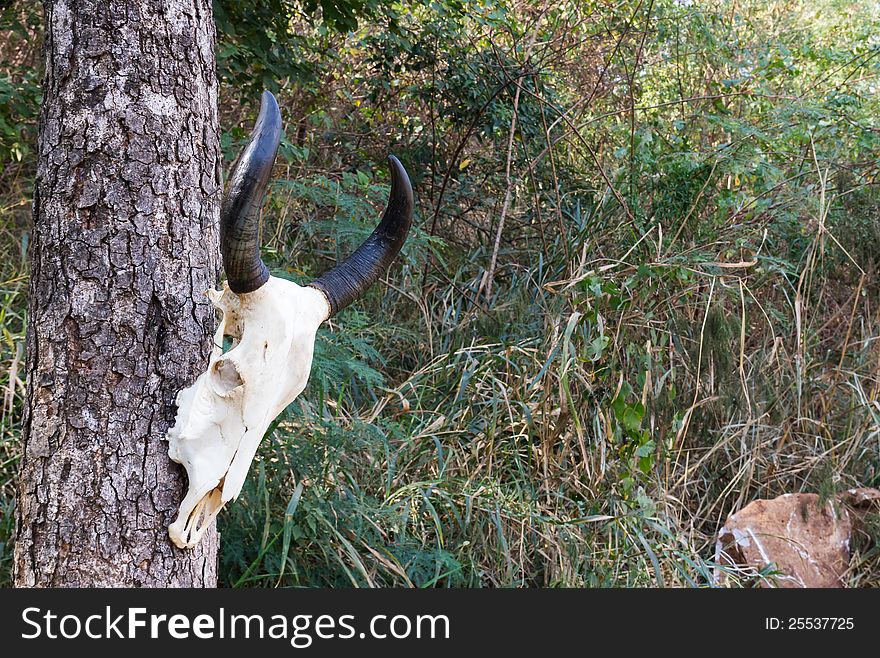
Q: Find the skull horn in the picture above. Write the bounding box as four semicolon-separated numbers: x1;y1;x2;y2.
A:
308;155;413;316
220;90;281;294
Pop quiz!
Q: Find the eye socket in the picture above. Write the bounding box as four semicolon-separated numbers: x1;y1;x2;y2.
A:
212;358;243;394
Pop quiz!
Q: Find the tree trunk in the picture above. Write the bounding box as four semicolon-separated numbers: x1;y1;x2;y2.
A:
14;0;221;586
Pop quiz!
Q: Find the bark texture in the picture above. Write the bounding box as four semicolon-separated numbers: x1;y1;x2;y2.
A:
14;0;221;586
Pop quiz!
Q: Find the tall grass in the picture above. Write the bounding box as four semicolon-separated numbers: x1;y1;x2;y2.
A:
2;0;879;587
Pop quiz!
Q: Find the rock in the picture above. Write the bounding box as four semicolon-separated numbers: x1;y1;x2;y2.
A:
839;487;880;513
715;493;852;588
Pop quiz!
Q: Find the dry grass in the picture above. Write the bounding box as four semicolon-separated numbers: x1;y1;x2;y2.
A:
2;0;879;587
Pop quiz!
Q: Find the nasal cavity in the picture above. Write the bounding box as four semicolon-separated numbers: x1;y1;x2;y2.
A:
213;358;244;394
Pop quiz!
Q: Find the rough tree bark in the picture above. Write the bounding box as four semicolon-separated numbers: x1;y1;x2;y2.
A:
14;0;221;586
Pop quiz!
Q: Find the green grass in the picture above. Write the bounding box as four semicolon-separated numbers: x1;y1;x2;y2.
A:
1;0;879;587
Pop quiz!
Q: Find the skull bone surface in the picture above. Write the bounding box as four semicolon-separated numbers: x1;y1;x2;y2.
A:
166;91;413;548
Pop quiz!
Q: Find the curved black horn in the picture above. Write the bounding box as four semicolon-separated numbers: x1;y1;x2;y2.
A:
308;155;413;317
220;90;282;294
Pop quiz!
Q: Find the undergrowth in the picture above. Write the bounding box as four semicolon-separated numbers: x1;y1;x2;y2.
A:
1;0;879;587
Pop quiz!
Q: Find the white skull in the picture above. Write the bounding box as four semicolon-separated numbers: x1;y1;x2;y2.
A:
165;91;412;548
166;279;329;548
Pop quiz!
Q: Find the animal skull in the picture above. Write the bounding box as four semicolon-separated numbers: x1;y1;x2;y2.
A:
166;92;413;548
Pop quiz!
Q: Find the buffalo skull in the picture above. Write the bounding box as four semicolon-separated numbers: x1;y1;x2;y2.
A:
166;91;413;548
